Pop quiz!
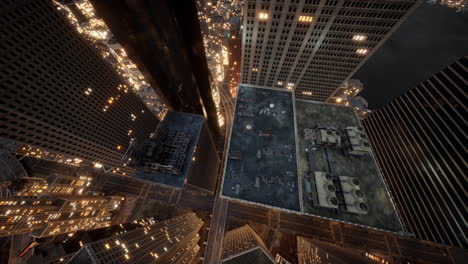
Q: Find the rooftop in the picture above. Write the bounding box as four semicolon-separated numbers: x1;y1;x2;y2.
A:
221;85;403;233
221;85;300;211
222;248;275;264
295;100;403;232
134;111;204;188
222;225;275;264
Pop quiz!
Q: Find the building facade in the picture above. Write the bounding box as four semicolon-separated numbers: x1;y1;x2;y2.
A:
68;213;204;264
0;0;159;175
228;35;242;98
240;0;420;101
0;174;123;238
297;236;375;264
362;56;467;248
222;225;275;264
134;111;220;194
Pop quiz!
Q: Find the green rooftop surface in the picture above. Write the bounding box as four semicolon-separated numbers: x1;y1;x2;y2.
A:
295;100;403;232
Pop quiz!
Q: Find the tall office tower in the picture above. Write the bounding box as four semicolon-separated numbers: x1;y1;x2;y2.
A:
11;174;91;197
0;195;123;238
0;0;159;174
240;0;420;101
0;174;124;237
297;236;375;264
221;225;275;263
228;35;242;98
31;195;123;238
68;213;203;263
90;0;222;136
362;56;467;248
134;111;220;194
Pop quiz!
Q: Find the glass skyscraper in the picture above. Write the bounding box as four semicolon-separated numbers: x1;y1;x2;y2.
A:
363;56;467;248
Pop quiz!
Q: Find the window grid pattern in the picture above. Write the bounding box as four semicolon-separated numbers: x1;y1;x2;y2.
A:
240;0;417;101
69;213;203;264
0;0;159;173
222;224;273;262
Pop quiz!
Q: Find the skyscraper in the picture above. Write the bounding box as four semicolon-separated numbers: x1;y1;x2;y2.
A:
134;111;220;194
221;225;275;264
240;0;420;101
0;0;159;174
362;56;467;248
90;0;222;136
0;174;124;238
297;236;376;264
228;35;242;98
68;213;203;263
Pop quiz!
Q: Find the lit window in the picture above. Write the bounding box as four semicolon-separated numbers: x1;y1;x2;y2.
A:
352;34;367;41
356;48;368;55
302;91;312;96
298;15;313;23
84;88;93;96
258;12;268;20
277;81;283;85
336;98;343;103
252;68;258;72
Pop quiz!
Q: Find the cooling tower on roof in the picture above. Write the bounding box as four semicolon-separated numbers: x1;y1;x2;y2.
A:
339;176;368;215
314;172;338;209
345;126;370;155
315;128;342;147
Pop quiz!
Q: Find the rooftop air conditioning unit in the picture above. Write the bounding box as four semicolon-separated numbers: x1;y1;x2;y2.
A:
345;127;370;155
314;172;338;209
339;176;360;192
316;128;342;147
339;176;368;215
352;201;369;214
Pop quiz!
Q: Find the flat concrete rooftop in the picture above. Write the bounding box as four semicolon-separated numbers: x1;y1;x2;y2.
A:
222;248;275;264
134;111;204;188
221;85;300;211
295;100;403;233
221;85;404;233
